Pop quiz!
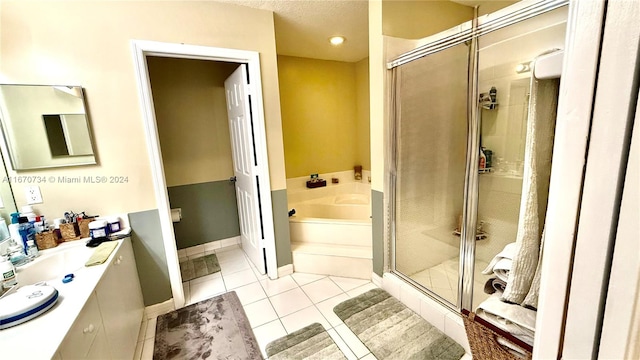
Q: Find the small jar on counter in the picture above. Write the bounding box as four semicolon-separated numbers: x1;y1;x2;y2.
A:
88;220;109;238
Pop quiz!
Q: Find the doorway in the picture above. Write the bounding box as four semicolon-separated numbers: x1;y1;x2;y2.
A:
132;40;278;309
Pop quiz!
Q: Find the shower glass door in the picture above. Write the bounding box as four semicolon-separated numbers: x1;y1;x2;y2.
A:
392;42;469;306
472;6;568;310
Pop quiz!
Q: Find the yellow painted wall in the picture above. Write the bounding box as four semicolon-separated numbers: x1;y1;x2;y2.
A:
147;57;237;187
0;1;286;217
356;57;371;171
382;0;474;39
279;55;370;178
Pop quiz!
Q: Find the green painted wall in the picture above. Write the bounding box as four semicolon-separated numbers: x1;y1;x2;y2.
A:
128;209;172;306
372;190;384;276
271;189;292;267
168;180;240;249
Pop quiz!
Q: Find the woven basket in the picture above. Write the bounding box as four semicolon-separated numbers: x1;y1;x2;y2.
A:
462;310;532;360
78;218;94;238
35;231;58;250
60;223;79;241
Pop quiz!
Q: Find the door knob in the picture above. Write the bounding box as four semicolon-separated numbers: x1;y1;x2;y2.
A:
229;176;237;182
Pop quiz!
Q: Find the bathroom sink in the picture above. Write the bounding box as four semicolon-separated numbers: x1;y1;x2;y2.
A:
15;241;90;286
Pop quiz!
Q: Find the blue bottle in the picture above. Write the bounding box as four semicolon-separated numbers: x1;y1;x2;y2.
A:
18;217;35;255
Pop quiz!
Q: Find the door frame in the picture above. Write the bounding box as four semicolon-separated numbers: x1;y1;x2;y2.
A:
131;40;278;309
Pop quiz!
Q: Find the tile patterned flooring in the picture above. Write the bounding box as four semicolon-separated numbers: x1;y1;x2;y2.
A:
133;244;381;359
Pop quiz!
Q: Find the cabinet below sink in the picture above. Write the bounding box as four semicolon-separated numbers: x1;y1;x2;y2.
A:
0;237;144;359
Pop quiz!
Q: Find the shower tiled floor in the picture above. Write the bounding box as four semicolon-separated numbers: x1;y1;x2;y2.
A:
133;244;382;359
410;257;492;307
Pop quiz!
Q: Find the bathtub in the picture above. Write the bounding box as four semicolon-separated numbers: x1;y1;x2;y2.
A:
288;182;372;251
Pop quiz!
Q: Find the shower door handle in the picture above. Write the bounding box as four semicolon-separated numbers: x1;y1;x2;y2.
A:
229;176;237;183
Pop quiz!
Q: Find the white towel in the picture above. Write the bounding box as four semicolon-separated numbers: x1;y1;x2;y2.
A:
476;294;537;346
482;242;516;274
502;64;559;306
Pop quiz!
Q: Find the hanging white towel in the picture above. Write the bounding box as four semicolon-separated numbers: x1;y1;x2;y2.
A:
502;58;559;306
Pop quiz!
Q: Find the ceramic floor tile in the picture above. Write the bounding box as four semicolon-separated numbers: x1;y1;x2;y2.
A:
327;328;358;360
346;283;378;298
189;271;222;285
360;353;378;360
223;268;257;290
269;287;313;318
316;293;350;327
188;277;226;304
334;323;370;358
252;319;287;358
232;281;267;305
280;305;331;333
145;317;157;340
260;275;298;297
185;244;205;256
250;264;269;280
220;257;251;275
301;278;344;304
140;337;154;360
215;245;243;258
329;276;371;292
244;298;279;328
291;272;326;286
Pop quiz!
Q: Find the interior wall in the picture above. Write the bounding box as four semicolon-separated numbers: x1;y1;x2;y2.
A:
148;57;237;187
382;0;474;39
0;1;286;216
147;57;240;249
0;1;288;305
355;57;371;171
279;55;365;178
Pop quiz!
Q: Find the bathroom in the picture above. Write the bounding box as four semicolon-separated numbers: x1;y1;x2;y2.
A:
0;0;637;359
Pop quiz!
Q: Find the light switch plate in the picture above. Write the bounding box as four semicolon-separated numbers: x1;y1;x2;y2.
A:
25;186;43;204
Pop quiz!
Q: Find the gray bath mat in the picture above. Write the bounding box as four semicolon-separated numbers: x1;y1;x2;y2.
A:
266;323;345;360
333;288;465;360
180;253;220;282
154;291;262;360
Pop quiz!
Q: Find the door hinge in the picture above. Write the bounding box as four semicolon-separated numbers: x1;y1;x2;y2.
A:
245;84;252;96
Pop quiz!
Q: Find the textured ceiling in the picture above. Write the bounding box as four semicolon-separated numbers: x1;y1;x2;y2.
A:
218;0;369;63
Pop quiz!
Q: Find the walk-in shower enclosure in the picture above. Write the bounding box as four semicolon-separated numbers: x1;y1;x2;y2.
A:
388;0;568;317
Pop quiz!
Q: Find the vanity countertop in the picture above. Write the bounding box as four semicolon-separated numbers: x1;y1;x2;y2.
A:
0;232;130;359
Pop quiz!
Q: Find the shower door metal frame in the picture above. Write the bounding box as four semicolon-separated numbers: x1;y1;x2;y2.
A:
387;0;570;312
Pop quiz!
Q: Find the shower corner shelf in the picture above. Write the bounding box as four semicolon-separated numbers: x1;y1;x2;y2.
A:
481;102;499;110
453;230;488;241
479;168;493;174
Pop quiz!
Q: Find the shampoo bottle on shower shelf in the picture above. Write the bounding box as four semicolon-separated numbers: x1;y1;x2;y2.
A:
479;148;487;171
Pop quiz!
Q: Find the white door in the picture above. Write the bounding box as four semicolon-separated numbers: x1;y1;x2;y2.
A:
224;64;266;274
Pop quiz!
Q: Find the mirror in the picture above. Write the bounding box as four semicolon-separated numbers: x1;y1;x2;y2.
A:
0;84;96;170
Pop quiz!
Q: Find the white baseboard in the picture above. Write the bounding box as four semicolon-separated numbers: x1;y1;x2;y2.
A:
144;299;175;320
278;264;294;277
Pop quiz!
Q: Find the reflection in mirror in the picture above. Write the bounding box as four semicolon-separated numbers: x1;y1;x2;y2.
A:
0;84;96;170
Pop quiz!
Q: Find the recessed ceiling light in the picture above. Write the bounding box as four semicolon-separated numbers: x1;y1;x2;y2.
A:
329;36;345;46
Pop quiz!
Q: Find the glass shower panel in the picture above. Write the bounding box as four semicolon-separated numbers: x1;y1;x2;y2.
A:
473;7;567;309
393;43;469;305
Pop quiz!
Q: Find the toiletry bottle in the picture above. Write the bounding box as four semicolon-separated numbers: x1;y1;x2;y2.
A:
18;216;35;254
489;86;497;103
479;148;487;171
26;240;38;259
0;255;17;289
